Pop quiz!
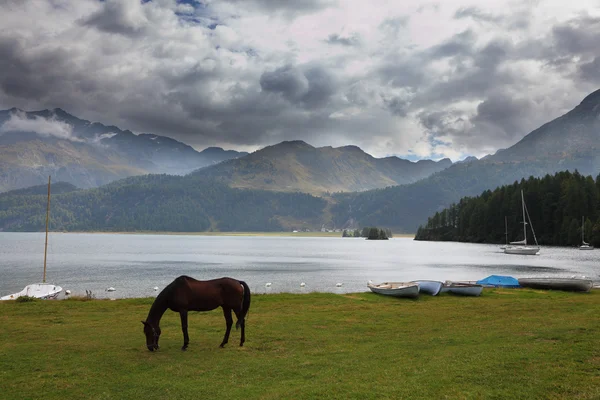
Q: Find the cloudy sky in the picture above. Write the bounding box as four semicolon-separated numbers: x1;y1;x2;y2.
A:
1;0;599;160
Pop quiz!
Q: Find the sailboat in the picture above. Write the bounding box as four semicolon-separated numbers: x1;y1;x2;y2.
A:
579;216;594;250
504;190;540;255
499;216;509;250
0;176;62;301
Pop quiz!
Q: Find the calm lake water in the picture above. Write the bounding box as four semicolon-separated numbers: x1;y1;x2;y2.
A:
0;232;598;299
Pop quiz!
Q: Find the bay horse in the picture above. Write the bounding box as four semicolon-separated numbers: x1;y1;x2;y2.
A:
142;276;251;351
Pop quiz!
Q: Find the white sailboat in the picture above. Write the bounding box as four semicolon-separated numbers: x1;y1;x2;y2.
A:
499;216;509;250
0;176;62;301
504;190;540;255
579;216;594;250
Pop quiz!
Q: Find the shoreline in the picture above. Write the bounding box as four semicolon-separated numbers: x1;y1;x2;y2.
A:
38;231;416;238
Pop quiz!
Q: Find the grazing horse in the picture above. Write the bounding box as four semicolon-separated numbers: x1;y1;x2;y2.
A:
142;276;251;351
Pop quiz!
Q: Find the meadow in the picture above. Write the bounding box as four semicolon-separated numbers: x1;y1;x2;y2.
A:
1;290;599;399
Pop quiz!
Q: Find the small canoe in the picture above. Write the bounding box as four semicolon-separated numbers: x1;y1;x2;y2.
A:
413;280;443;296
518;278;593;292
441;281;483;296
0;283;63;301
367;281;419;298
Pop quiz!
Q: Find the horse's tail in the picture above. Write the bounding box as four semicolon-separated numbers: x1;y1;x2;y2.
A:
236;280;251;330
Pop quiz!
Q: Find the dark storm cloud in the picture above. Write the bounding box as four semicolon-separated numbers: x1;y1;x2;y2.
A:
82;0;148;36
325;33;360;47
260;64;338;109
454;7;503;23
219;0;334;14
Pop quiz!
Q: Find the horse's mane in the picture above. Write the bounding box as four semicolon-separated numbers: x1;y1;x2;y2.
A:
147;276;188;322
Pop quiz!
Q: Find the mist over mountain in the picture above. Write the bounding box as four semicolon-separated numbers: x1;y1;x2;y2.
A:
0;108;246;192
192;140;452;194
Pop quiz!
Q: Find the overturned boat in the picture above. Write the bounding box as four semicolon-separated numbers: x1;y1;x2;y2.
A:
413;280;443;296
476;275;520;288
518;278;593;292
367;281;419;298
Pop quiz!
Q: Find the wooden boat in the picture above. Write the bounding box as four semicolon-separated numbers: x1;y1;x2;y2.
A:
367;281;419;298
441;281;483;296
579;216;594;250
1;176;62;301
518;278;593;292
504;190;540;255
413;280;443;296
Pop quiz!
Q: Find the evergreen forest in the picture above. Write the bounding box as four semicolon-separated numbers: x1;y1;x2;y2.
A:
0;175;327;232
414;171;600;247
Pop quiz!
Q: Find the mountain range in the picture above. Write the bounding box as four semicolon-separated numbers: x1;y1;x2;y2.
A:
1;88;599;232
0;108;248;192
192;140;452;194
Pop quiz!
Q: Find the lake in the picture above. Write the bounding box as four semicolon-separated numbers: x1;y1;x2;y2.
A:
0;232;598;299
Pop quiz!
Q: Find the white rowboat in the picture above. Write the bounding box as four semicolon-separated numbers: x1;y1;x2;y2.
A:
367;281;419;298
413;280;443;296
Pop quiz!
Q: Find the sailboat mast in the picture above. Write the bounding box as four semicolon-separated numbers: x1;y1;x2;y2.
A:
521;190;527;245
582;216;585;243
43;176;51;283
504;216;508;245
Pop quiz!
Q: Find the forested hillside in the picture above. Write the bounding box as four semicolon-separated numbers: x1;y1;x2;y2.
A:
0;175;326;232
414;171;600;247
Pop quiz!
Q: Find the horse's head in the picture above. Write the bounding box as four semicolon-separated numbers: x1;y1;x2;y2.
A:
142;321;161;351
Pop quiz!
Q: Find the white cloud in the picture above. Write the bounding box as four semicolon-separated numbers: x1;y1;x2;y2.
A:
0;110;81;141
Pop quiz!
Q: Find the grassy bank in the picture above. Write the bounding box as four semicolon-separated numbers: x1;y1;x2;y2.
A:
1;290;598;399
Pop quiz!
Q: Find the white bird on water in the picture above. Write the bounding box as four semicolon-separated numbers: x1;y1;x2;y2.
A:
65;290;71;295
300;282;306;287
265;282;272;287
336;283;343;287
153;287;159;291
106;287;116;292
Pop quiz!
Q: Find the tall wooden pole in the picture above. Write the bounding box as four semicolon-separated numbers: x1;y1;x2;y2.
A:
43;176;51;283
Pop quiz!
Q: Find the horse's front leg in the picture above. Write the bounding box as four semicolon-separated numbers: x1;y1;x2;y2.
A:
180;310;189;351
220;307;233;348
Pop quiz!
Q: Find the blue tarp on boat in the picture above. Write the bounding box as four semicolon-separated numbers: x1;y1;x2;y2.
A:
476;275;520;288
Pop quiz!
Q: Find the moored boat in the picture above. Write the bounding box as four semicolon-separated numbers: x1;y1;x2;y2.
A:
441;281;483;296
504;246;540;255
0;176;62;301
413;280;443;296
0;283;62;301
518;278;593;292
367;281;419;298
579;216;594;250
504;190;540;255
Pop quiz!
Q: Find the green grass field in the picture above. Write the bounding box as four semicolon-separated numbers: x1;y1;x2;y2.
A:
1;290;598;399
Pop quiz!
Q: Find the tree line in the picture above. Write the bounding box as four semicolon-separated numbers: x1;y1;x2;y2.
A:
0;174;327;232
414;170;600;247
342;227;393;240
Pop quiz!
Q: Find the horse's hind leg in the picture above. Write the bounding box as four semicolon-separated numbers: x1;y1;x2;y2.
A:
180;310;189;351
220;307;233;348
233;309;246;347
